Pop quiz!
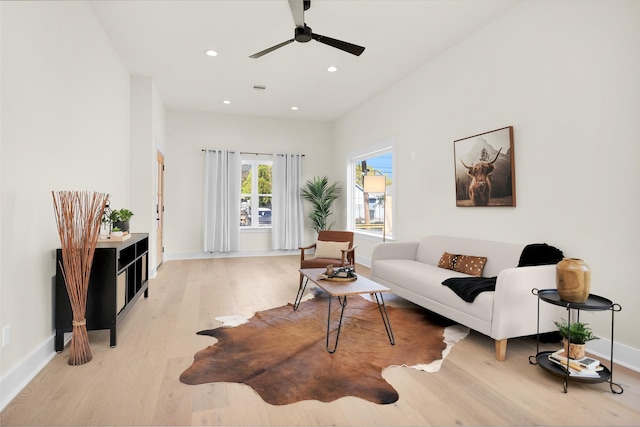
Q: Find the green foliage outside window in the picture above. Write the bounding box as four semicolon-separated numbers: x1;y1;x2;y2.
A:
242;164;272;208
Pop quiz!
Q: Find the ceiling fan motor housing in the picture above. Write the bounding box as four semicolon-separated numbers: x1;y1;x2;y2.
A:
294;25;313;43
249;1;364;58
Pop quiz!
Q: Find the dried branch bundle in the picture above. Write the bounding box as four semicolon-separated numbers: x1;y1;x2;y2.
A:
52;190;109;365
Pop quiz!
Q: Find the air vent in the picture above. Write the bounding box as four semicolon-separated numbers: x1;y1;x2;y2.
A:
253;85;267;91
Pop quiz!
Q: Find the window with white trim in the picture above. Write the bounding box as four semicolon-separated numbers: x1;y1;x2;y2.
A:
348;146;394;240
240;158;272;228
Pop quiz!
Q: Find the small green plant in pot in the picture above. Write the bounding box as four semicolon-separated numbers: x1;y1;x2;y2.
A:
553;318;597;359
109;209;134;232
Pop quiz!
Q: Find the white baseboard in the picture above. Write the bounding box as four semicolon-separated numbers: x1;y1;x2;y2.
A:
355;254;372;268
0;334;59;412
164;249;298;261
588;338;640;372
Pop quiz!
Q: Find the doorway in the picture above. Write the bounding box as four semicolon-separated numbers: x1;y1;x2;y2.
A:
156;150;164;268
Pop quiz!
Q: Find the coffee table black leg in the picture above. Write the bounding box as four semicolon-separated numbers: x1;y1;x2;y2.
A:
374;292;395;345
293;277;308;311
326;295;348;353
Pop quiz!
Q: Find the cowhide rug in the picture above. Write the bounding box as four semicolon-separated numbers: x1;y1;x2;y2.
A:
179;290;468;405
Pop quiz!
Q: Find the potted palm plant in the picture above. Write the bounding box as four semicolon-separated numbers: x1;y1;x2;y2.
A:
553;318;597;359
301;176;341;233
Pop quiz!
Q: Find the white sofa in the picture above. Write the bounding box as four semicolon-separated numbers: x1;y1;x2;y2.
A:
370;235;564;360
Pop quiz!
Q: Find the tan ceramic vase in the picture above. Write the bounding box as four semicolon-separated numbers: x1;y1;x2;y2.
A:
563;339;586;360
556;258;591;303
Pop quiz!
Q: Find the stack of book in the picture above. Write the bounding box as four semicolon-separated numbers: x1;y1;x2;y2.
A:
548;349;603;378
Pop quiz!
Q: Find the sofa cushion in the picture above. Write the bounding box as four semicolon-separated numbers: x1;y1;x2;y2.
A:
371;259;493;322
452;254;487;276
438;252;487;277
301;257;347;269
437;252;457;269
313;241;349;259
416;236;524;277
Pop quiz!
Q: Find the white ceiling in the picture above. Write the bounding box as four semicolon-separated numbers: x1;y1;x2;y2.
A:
89;0;518;122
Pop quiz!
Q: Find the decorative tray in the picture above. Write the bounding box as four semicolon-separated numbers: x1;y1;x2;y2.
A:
320;275;358;282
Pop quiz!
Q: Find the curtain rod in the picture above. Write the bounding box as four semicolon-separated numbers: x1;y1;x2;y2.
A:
201;149;305;157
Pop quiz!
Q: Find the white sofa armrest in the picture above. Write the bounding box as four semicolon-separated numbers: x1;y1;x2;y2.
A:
491;265;565;340
371;241;419;263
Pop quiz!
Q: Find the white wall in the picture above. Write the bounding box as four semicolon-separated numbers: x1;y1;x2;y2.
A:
333;0;640;353
164;110;333;259
0;0;131;406
130;76;165;276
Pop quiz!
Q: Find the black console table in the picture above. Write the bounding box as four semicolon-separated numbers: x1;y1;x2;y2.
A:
529;288;623;394
55;233;149;351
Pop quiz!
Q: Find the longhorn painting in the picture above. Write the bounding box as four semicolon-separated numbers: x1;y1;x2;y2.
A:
454;126;515;207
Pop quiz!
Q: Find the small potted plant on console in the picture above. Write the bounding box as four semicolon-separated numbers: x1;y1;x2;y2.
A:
109;208;134;233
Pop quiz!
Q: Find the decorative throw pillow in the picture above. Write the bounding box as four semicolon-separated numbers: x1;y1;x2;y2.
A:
313;241;350;259
452;255;487;277
438;252;457;269
438;251;487;277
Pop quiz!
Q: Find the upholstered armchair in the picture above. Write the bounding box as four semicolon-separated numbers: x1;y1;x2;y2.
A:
299;231;356;285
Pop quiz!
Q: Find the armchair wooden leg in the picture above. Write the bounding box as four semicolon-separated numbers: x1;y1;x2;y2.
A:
495;339;507;361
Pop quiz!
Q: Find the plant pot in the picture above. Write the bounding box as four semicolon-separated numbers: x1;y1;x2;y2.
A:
563;339;586;360
113;220;130;232
556;258;591;303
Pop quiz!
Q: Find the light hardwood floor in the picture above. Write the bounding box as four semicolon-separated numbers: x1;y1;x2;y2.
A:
2;256;639;426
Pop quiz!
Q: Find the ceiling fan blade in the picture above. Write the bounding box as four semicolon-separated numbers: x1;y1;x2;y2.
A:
288;0;305;28
312;33;365;56
249;39;295;58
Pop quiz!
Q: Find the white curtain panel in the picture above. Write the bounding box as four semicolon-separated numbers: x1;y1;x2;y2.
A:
203;150;241;252
271;154;304;250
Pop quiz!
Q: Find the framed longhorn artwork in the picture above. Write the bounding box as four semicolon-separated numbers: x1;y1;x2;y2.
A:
454;126;516;207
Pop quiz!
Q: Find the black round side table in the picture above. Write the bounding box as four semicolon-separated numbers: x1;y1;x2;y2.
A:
529;288;623;394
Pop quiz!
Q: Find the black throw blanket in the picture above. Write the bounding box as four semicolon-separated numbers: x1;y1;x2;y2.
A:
441;276;497;303
442;243;564;302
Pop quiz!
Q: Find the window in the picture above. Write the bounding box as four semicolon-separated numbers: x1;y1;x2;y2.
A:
348;145;394;240
240;158;272;227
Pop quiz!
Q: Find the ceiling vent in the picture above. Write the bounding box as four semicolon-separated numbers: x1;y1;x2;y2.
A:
253;85;267;91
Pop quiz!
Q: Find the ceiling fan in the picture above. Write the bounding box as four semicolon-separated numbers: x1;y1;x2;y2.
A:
249;0;365;59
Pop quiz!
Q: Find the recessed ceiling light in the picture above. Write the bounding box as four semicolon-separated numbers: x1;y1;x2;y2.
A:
205;49;218;57
223;100;231;105
327;66;338;72
291;106;299;111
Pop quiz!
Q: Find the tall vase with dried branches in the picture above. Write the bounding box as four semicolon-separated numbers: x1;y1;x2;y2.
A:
52;190;109;365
